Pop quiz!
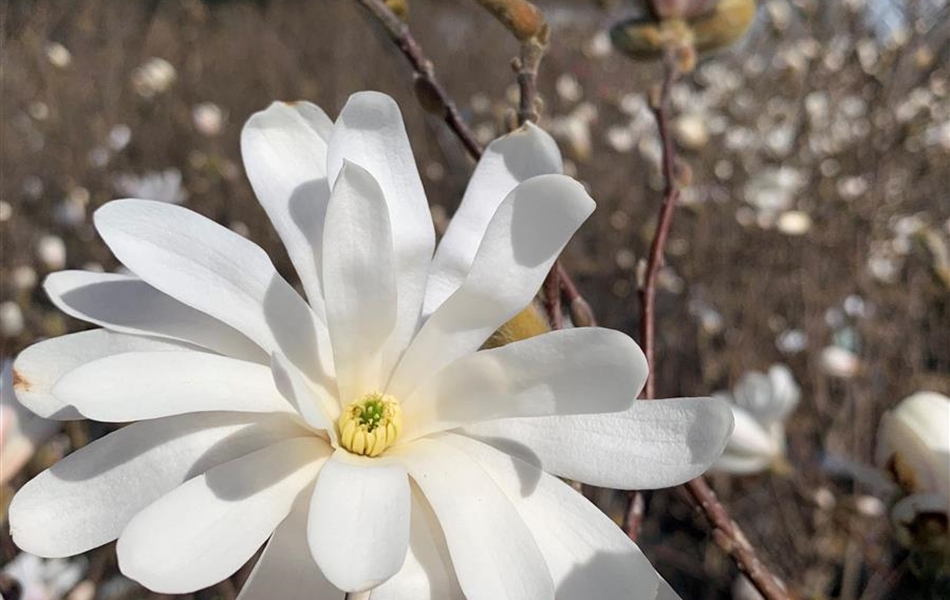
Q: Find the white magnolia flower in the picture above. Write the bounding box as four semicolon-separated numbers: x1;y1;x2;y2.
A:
876;391;950;557
1;552;85;600
113;168;187;205
1;361;60;485
192;102;227;137
131;57;176;98
712;364;800;475
9;92;733;600
877;391;950;501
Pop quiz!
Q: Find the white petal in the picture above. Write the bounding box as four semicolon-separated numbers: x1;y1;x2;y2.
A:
328;91;435;376
462;396;734;489
766;364;800;422
94;199;333;386
723;406;776;457
656;577;683;600
52;351;292;422
241;101;333;314
44;270;265;363
389;175;594;400
425;123;562;316
271;352;339;437
9;412;308;557
391;438;553;600
307;455;410;592
12;330;192;419
401;328;645;441
118;437;329;594
236;485;343;600
710;452;773;475
322;161;397;402
372;489;464;600
0;363;59;486
445;434;659;600
733;365;800;427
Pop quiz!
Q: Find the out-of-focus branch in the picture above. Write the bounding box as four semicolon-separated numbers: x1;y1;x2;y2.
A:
353;0;482;159
559;263;596;327
625;48;681;544
474;0;561;325
638;49;681;401
623;45;794;600
683;479;793;600
355;0;593;331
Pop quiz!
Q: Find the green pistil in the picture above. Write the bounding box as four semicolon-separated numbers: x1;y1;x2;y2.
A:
357;398;385;431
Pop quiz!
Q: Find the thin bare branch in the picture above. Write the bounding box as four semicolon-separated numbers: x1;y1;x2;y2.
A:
625;49;795;600
353;0;482;160
638;49;680;401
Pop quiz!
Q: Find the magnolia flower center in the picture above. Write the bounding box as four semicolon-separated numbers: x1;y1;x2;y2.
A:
338;392;403;457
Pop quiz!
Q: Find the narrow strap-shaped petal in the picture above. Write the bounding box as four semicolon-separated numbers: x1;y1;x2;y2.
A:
389;174;594;400
322;161;397;403
657;577;684;600
327;91;435;378
45;270;266;363
390;438;554;600
12;330;194;419
371;488;465;600
94;199;334;387
444;434;660;600
241;101;333;315
461;396;734;489
400;328;645;441
117;437;329;594
9;412;308;557
235;484;343;600
52;351;293;422
425;123;562;316
307;454;411;592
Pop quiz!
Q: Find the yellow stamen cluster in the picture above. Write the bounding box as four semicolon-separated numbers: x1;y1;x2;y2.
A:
338;392;403;457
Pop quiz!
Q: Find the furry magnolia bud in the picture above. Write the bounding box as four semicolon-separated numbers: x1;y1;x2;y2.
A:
690;0;756;54
482;301;550;349
648;0;718;20
610;17;689;61
384;0;409;20
473;0;545;41
610;0;755;61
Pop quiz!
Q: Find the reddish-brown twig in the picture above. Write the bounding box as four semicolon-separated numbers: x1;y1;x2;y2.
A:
353;0;482;160
625;50;794;600
351;4;790;598
473;0;562;328
638;50;680;401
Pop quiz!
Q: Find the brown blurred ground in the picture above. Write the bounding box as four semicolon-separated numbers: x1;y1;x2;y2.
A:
1;0;949;599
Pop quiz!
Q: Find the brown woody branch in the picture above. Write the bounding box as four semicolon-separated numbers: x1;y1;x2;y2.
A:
624;49;794;600
353;0;482;160
472;0;561;326
350;4;790;599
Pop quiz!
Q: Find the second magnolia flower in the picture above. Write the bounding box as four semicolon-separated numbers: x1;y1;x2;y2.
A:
10;91;733;600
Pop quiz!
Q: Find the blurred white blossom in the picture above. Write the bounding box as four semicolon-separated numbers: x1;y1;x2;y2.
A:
114;168;187;204
35;235;66;271
1;361;60;486
876;392;950;558
44;42;72;69
192;102;226;137
712;365;800;475
131;57;176;98
1;551;85;600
